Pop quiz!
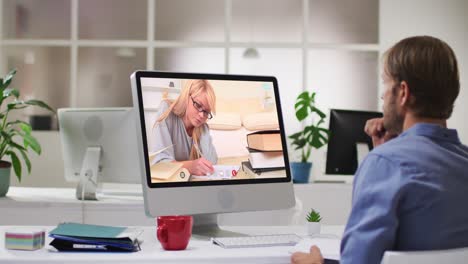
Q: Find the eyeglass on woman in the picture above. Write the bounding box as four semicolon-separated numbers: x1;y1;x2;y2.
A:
190;96;213;119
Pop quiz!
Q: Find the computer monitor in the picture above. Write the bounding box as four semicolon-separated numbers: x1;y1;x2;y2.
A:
325;109;383;177
58;108;141;200
130;71;295;237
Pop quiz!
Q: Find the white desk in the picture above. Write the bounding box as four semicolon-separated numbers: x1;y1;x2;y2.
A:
1;186;352;226
0;186;154;226
0;225;343;263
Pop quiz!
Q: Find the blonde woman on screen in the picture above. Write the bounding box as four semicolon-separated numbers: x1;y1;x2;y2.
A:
151;80;218;176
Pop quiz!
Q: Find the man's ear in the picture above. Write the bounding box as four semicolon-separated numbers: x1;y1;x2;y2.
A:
398;81;410;107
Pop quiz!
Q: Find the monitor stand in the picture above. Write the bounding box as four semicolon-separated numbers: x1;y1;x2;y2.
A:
356;142;370;165
192;214;247;240
76;146;102;201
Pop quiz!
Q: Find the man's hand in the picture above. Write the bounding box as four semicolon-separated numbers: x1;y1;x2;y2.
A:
291;245;324;264
364;118;397;147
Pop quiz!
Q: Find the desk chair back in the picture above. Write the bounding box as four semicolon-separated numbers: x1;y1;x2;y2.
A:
381;247;468;264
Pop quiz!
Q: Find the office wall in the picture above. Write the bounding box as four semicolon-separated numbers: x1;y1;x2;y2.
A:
220;183;353;225
9;131;75;188
380;0;468;142
8;0;468;227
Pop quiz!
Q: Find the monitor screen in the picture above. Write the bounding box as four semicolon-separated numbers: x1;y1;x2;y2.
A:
325;109;383;175
134;72;291;187
131;71;295;224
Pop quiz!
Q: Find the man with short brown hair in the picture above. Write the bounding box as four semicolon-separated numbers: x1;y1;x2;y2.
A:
291;36;468;264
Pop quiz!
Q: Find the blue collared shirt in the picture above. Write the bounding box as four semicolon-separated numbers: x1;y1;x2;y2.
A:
340;123;468;264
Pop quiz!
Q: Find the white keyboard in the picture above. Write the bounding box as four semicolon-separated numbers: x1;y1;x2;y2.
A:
211;234;302;249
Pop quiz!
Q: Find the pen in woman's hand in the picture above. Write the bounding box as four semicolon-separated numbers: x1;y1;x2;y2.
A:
192;139;214;175
193;140;204;158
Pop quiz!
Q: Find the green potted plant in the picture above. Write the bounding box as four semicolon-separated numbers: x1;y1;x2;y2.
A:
0;69;54;197
306;208;322;235
288;91;330;183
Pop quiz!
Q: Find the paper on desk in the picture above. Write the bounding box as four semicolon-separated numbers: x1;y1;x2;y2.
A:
191;165;240;180
289;237;341;260
119;227;144;241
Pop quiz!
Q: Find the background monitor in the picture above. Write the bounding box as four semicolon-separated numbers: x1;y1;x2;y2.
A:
58;108;141;200
130;71;295;237
325;109;383;176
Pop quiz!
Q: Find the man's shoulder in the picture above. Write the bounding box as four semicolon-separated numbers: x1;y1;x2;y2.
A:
370;137;402;157
369;133;458;166
371;135;424;156
364;136;422;169
354;139;416;192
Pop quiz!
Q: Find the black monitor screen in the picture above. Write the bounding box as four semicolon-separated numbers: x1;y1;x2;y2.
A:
325;109;383;175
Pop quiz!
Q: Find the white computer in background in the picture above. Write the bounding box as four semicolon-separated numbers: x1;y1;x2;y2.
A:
130;71;295;238
58;108;141;200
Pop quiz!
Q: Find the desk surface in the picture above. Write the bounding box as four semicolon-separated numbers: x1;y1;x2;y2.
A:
1;186;353;227
0;186;153;226
1;185;144;205
0;225;343;263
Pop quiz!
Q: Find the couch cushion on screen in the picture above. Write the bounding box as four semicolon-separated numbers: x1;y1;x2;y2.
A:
208;112;242;130
216;98;263;118
242;112;279;131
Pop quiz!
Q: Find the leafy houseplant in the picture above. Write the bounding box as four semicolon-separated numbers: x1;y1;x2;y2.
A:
288;91;330;183
305;208;322;235
0;69;54;197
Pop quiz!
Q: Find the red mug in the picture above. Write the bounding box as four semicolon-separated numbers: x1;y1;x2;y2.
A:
157;215;193;250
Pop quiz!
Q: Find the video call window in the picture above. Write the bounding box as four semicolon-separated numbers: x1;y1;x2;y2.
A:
141;77;287;183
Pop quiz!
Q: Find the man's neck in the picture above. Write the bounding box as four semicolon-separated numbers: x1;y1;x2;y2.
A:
403;113;447;131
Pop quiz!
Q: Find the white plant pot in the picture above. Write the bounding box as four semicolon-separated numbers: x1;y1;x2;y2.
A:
306;222;321;236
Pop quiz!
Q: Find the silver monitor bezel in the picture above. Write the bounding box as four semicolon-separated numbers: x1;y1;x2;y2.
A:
131;70;295;217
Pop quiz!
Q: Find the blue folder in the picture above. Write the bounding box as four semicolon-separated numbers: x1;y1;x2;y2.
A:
49;223;141;252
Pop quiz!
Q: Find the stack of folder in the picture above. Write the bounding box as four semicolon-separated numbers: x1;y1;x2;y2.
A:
49;222;142;252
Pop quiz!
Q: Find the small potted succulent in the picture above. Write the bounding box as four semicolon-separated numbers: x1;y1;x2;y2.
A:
0;69;54;197
306;208;322;236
